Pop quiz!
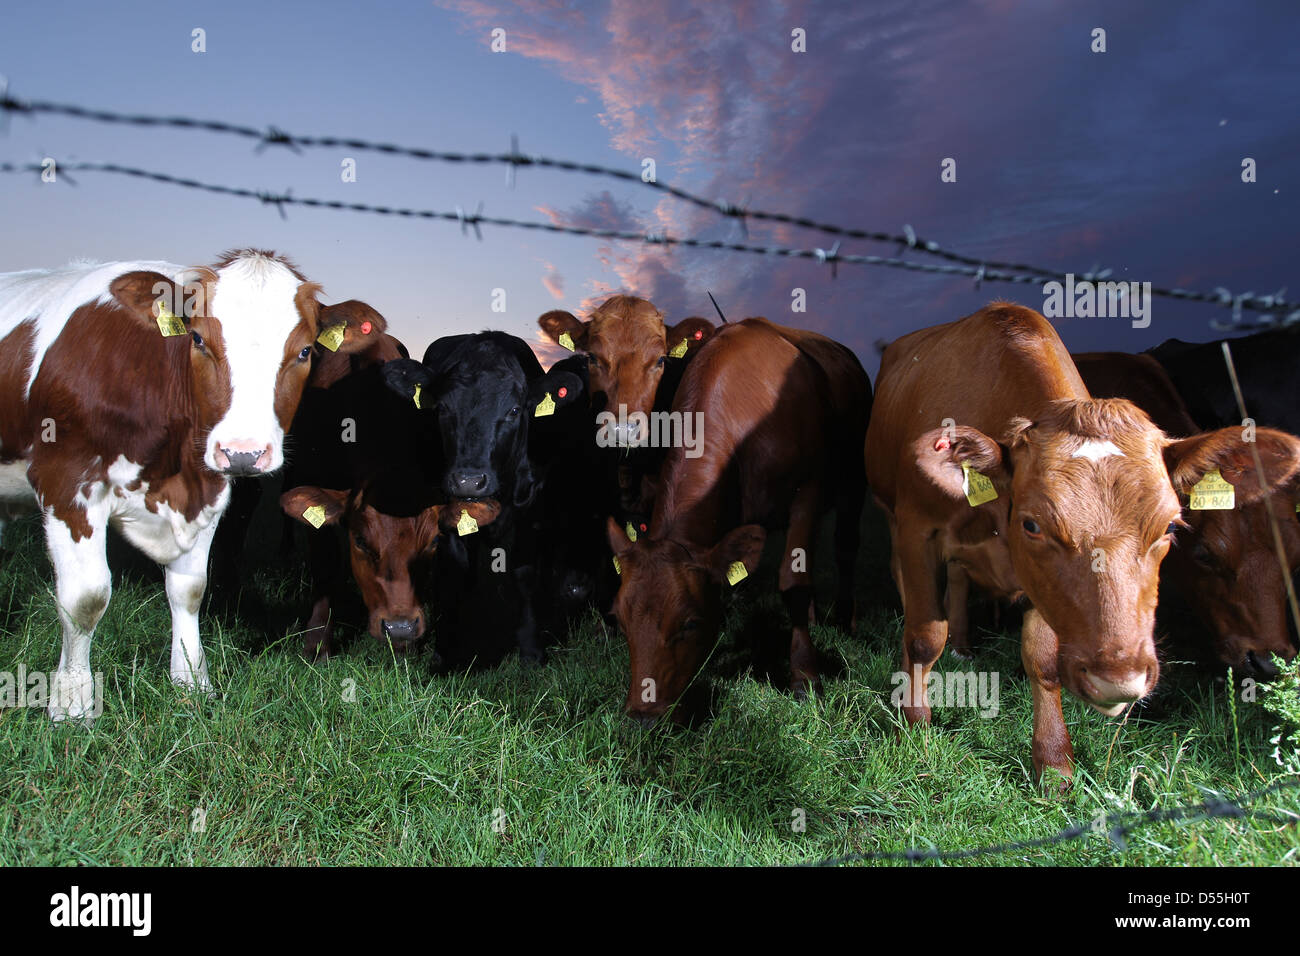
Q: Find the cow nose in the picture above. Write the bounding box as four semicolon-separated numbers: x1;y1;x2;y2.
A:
382;619;420;643
216;443;270;475
628;711;659;729
612;421;642;447
449;471;490;497
1080;666;1152;714
1244;651;1279;680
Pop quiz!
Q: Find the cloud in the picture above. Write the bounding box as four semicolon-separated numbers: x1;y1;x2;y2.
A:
541;261;566;301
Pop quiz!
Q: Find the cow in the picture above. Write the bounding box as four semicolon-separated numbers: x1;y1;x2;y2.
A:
864;302;1300;786
0;250;378;719
606;317;871;724
381;332;585;666
1073;351;1300;677
538;296;715;519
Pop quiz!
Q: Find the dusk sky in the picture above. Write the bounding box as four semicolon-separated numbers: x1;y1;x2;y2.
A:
2;0;1296;374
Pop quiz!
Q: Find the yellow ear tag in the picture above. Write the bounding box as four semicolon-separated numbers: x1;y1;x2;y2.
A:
625;522;638;542
1189;469;1235;511
456;510;479;536
155;302;187;337
535;392;556;417
725;561;748;586
669;338;689;359
302;505;327;529
558;332;575;352
316;323;346;352
412;384;423;410
612;555;622;575
960;461;998;507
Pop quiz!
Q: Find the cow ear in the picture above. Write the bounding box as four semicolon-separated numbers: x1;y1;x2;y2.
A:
280;486;349;526
539;310;588;351
702;524;766;585
416;505;444;555
382;358;434;405
666;317;715;357
915;425;1011;503
1165;427;1300;505
606;516;633;557
315;300;387;354
529;369;584;415
109;271;190;332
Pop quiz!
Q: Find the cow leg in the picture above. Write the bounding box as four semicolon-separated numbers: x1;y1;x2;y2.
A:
1021;607;1074;789
945;562;972;659
513;563;544;664
832;478;865;633
782;483;822;699
896;526;946;724
302;526;340;659
46;513;112;720
164;517;218;696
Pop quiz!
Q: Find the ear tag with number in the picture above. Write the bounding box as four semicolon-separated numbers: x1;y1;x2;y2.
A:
456;510;479;536
726;561;748;586
612;556;622;576
535;392;556;417
669;338;689;359
156;302;187;337
302;505;327;529
1189;469;1234;511
625;522;637;542
960;461;998;507
558;332;575;351
413;384;422;410
317;323;346;352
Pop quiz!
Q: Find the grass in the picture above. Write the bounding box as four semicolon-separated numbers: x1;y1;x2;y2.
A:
0;509;1296;866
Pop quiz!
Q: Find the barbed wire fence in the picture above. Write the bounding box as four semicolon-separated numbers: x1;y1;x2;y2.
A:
2;86;1296;331
800;776;1299;866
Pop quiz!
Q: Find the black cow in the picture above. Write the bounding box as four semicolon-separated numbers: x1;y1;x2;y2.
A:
382;332;584;666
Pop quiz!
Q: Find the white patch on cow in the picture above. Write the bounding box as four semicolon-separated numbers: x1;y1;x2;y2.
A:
0;260;184;399
204;254;305;473
1071;439;1124;462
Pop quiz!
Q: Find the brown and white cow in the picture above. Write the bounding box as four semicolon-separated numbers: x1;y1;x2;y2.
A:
865;302;1300;786
607;317;871;723
0;250;377;719
1074;351;1300;676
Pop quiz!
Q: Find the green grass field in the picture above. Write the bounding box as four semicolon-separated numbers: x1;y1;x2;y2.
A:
1;508;1297;866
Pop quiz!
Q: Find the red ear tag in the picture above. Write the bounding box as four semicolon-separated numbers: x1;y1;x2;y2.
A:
360;321;373;335
693;329;704;340
934;438;951;451
638;523;647;533
557;386;568;399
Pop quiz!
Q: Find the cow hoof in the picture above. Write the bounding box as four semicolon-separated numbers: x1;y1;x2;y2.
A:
791;677;821;701
949;646;974;661
519;647;547;666
48;674;98;721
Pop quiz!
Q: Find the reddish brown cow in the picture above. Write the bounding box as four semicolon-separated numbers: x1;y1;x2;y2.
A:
865;303;1300;785
1074;351;1300;676
538;295;714;447
607;317;871;723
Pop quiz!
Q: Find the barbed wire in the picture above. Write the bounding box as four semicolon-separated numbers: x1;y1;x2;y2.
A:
802;775;1300;866
0;87;1296;326
4;158;1298;329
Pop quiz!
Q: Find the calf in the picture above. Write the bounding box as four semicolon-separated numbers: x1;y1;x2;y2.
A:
606;317;871;723
0;251;375;718
865;302;1300;785
382;332;584;665
1074;351;1300;677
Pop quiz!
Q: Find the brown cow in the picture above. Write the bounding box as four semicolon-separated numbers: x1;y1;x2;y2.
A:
1074;351;1300;676
865;302;1300;785
538;295;714;448
607;317;871;723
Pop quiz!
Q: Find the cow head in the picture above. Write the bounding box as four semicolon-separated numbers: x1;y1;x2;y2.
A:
109;250;384;477
382;334;583;509
918;399;1300;715
606;518;765;723
538;297;714;446
1162;476;1300;677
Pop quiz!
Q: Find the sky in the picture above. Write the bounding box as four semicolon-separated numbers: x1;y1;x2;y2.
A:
2;0;1297;376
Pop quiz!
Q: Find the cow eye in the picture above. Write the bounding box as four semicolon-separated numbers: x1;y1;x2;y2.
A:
298;346;313;362
1022;518;1042;537
506;405;521;419
191;331;204;350
656;355;667;368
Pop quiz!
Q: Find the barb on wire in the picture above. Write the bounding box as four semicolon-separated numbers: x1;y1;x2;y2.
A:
801;776;1300;867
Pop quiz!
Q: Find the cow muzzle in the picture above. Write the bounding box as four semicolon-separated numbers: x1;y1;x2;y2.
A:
381;618;423;647
448;471;495;499
1076;665;1155;716
214;441;274;476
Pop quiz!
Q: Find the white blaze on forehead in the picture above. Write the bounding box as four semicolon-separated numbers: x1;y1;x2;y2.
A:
205;255;307;473
1072;439;1125;462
